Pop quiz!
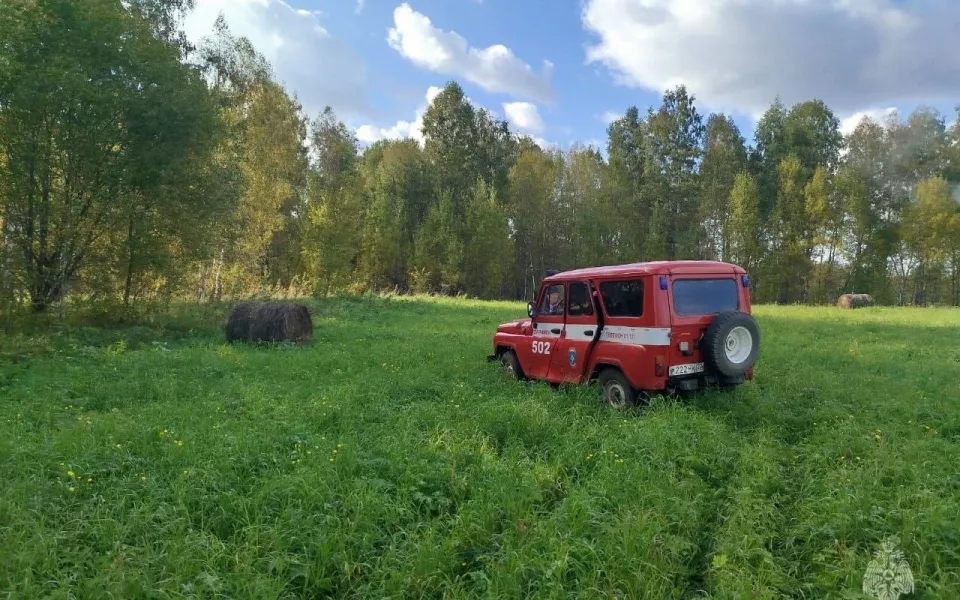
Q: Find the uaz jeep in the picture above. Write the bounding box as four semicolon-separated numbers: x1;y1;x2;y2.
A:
489;261;760;407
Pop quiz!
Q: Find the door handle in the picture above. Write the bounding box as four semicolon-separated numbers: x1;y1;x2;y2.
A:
583;330;594;336
551;328;561;334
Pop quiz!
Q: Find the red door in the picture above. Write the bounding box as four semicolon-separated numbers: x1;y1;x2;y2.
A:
549;280;598;383
526;281;565;380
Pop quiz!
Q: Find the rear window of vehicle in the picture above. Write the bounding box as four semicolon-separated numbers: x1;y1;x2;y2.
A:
599;280;643;317
672;278;739;316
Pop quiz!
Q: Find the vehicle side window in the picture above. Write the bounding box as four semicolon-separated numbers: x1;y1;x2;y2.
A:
599;280;644;317
539;284;565;316
567;282;594;316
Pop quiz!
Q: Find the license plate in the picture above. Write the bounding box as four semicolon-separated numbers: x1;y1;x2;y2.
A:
669;362;704;376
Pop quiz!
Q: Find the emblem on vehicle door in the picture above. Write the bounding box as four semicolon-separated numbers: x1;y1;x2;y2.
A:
568;348;577;367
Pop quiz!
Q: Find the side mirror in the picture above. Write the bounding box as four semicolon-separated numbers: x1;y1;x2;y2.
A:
527;302;537;319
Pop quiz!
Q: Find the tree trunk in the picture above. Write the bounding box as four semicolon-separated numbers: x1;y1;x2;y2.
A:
197;262;208;303
213;248;224;301
30;295;47;313
29;276;59;313
123;217;136;307
953;255;959;306
914;261;926;306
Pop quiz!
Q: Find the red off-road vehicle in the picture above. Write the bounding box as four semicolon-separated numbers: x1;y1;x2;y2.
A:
489;261;760;407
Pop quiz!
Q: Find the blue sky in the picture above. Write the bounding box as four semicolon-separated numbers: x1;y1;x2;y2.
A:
184;0;960;152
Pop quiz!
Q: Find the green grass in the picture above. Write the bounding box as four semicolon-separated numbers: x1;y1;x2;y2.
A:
1;296;959;599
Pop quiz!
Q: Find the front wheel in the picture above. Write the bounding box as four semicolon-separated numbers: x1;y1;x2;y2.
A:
499;350;523;380
597;369;636;409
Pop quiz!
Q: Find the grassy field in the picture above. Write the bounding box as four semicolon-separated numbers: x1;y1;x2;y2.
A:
1;296;959;599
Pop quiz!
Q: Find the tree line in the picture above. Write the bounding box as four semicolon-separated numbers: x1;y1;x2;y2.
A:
3;0;960;317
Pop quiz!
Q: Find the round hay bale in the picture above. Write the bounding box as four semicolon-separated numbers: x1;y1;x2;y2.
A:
225;301;313;344
837;293;875;309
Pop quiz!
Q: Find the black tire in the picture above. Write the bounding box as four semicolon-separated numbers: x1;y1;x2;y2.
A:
499;349;523;380
701;311;760;378
597;369;636;409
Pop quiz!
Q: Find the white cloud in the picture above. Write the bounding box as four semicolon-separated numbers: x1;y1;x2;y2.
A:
355;0;364;15
585;139;605;151
357;87;556;149
583;0;960;117
425;86;443;105
184;0;371;119
387;3;554;102
503;102;545;134
598;110;621;125
532;136;558;151
355;86;444;146
840;107;897;135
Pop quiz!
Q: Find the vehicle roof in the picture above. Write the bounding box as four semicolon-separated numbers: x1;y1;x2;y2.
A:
543;260;745;282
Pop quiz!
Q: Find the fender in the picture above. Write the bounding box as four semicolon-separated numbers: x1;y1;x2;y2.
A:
488;340;518;362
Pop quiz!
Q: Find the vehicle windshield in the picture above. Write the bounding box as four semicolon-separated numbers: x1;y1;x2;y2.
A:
672;278;739;316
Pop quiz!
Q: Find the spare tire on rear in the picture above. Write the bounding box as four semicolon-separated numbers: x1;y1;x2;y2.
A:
701;311;760;378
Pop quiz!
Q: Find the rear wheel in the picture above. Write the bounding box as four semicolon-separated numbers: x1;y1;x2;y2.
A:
499;350;523;380
597;369;636;409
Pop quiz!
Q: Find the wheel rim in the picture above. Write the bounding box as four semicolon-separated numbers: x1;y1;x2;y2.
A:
723;326;753;364
500;355;514;376
604;381;627;408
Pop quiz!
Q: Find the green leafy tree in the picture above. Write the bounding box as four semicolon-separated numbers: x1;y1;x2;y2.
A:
643;86;705;259
420;82;480;219
506;148;561;299
901;176;960;304
783;99;843;177
840;117;896;301
411;191;460;294
606;107;650;260
768;156;811;303
462;178;513;298
803;166;841;302
750;98;789;220
0;0;219;311
302;108;362;295
358;139;432;290
727;172;763;285
564;146;619;267
699;114;748;260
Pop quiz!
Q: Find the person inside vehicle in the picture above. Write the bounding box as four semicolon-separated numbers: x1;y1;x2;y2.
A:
542;286;564;315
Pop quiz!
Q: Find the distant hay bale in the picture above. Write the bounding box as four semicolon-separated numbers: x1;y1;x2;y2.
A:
225;301;313;344
837;293;875;309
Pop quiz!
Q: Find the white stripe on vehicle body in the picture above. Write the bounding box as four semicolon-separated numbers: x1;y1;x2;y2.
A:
533;323;562;338
564;324;671;346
